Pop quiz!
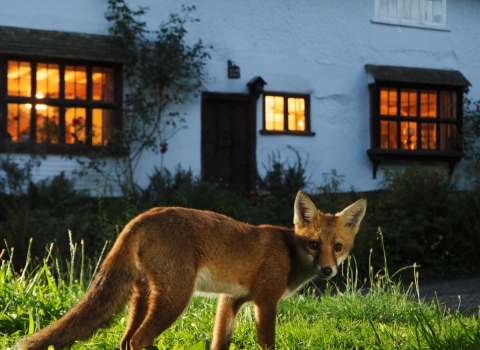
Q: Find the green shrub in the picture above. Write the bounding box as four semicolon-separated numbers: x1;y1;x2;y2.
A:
144;166;251;221
368;167;480;279
253;147;310;225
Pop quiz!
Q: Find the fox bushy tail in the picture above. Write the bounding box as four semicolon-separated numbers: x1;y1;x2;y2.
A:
17;242;134;350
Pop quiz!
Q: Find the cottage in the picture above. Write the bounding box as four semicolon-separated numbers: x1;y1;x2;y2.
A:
1;0;478;194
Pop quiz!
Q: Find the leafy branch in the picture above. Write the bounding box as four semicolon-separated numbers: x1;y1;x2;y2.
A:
76;0;211;196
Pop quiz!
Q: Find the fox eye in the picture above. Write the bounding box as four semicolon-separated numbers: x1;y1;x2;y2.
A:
334;243;343;252
308;241;319;250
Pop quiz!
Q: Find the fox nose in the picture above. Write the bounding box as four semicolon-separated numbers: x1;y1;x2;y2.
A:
320;266;333;277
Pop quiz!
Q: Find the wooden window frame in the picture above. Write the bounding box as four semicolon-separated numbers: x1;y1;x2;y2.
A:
260;92;315;136
0;55;123;155
367;81;464;178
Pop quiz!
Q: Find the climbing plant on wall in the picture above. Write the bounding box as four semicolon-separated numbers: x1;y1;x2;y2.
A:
76;0;211;196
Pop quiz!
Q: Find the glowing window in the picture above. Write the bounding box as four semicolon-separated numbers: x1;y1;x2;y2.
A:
420;90;437;117
380;88;397;115
65;66;87;100
7;61;31;97
288;98;306;131
36;63;59;99
3;60;120;150
36;105;60;144
92;68;114;101
263;94;310;133
264;96;284;131
377;87;459;151
7;103;31;142
65;107;86;144
92;109;114;146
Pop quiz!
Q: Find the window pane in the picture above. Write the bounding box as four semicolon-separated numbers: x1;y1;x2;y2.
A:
380;120;397;149
7;61;31;97
287;98;305;131
92;68;114;101
265;95;284;131
92;109;114;146
36;63;59;99
400;121;417;150
379;0;397;17
65;66;87;100
402;0;420;20
400;89;417;116
439;91;456;119
440;124;456;151
425;0;443;23
420;90;437;117
380;88;397;116
36;105;59;143
65;108;86;144
421;123;437;149
7;104;31;142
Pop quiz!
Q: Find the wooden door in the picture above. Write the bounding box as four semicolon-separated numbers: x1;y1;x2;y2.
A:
201;93;256;192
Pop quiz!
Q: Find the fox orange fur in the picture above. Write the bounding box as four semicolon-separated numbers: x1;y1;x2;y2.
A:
17;191;366;350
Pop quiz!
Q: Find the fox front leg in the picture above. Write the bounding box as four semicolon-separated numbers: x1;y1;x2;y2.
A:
211;295;248;350
254;300;278;350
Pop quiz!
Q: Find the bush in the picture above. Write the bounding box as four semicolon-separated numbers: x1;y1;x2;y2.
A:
143;166;251;221
366;167;480;279
253;147;310;225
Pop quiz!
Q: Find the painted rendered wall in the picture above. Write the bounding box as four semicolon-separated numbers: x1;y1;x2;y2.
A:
1;0;479;194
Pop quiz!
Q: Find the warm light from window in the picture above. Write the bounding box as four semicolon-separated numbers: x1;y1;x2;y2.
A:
65;66;87;100
36;63;59;98
401;122;417;150
36;106;59;144
92;68;114;101
65;107;86;144
265;95;284;130
7;61;31;97
420;91;437;117
400;89;417;116
288;98;306;131
92;109;114;146
380;88;397;115
380;120;397;149
7;103;30;142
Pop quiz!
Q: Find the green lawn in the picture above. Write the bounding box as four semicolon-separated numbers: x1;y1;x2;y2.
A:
1;237;479;350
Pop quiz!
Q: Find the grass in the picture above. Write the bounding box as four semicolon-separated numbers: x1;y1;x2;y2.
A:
1;230;479;350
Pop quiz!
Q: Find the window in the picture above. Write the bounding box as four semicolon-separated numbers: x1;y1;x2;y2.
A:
2;59;120;151
261;93;314;135
366;65;469;177
373;0;447;29
378;87;458;151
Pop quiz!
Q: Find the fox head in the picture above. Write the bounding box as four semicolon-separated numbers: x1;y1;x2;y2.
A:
293;191;367;280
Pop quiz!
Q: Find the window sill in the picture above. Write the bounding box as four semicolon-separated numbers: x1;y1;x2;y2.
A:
371;19;449;32
367;148;463;178
0;142;124;156
259;130;316;136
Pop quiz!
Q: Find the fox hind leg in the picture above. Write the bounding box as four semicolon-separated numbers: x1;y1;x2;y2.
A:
127;269;195;350
211;295;248;350
120;278;149;350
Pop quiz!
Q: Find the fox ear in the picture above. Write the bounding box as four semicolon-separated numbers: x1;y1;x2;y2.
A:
294;191;319;227
337;199;367;230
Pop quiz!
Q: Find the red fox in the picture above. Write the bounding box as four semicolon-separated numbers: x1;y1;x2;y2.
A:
18;191;366;350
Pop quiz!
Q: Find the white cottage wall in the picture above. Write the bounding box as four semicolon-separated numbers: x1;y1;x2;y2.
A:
1;0;479;193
